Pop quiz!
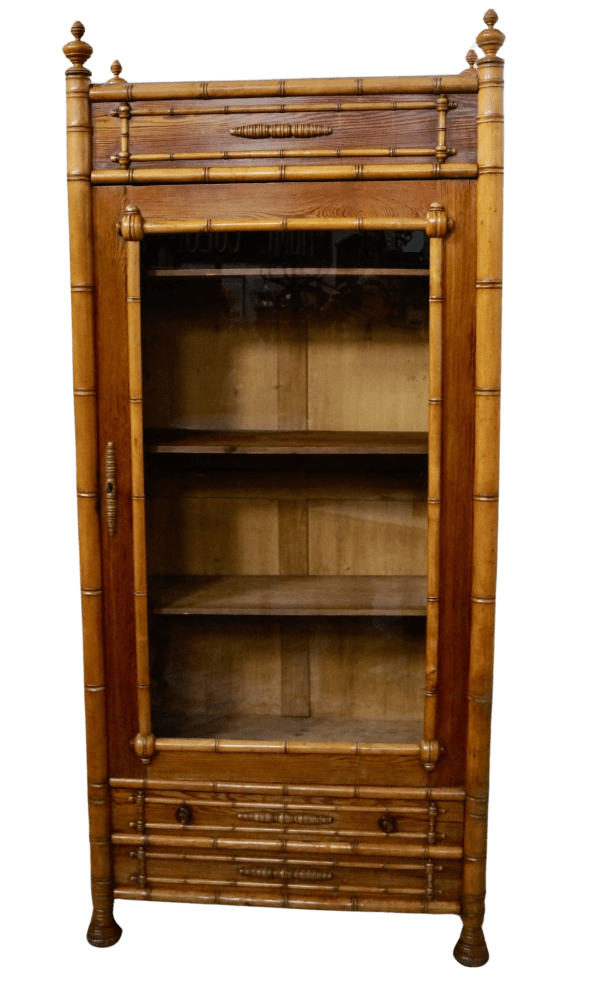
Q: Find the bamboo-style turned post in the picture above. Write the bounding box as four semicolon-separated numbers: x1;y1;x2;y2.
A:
454;10;504;969
422;204;447;764
119;206;155;765
116;101;131;168
63;22;122;948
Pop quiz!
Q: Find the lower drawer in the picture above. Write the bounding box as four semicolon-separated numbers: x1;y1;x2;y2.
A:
114;844;462;907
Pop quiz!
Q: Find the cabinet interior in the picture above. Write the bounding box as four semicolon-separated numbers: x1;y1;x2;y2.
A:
141;230;430;742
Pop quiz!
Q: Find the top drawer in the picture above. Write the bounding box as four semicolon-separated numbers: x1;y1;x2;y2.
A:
91;93;477;173
112;784;464;847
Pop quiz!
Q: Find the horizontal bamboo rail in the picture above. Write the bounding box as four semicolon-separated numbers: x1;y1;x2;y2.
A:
130;799;430;815
112;147;456;163
119;99;458;116
119;213;433;240
135;851;446;872
91;75;478;102
138;875;433;897
113;832;462;860
153;738;422;756
114;886;460;913
110;778;466;801
93;162;477;184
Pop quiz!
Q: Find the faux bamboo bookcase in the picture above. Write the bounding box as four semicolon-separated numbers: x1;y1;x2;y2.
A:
64;10;504;966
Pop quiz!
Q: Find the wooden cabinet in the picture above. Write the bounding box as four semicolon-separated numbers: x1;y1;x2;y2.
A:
64;10;504;966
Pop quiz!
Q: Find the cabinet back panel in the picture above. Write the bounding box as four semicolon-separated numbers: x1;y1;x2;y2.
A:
141;234;429;433
146;495;426;577
150;616;425;732
307;318;428;432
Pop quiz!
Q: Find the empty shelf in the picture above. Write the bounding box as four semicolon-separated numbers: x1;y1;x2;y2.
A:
151;575;427;616
145;430;428;455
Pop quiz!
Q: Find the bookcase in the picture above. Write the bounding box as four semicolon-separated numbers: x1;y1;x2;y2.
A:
64;9;504;965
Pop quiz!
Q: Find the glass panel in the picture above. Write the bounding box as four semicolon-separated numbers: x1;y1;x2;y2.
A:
140;230;430;743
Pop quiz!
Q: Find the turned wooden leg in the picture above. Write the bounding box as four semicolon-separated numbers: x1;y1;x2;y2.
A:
87;883;122;947
453;896;489;967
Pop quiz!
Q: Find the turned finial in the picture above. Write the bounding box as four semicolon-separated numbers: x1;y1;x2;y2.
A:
107;60;127;84
63;21;93;76
466;49;477;69
476;9;505;59
118;204;144;241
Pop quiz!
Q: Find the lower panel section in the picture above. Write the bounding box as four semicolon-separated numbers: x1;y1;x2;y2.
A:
115;884;459;914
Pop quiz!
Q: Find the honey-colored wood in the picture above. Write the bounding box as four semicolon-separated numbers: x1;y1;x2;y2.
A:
113;830;462;861
95;163;477;185
65;12;502;964
90;75;478;102
129;213;430;235
114;886;460;914
424;206;445;744
64;21;121;948
114;147;456;163
92;93;477;173
124;215;155;765
109;778;465;801
453;10;504;969
119;100;454;115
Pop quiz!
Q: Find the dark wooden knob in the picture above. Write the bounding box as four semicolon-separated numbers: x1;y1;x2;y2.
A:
176;804;193;825
378;814;397;834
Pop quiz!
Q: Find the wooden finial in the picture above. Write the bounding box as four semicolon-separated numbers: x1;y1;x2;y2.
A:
466;49;477;69
107;60;127;84
118;204;144;241
476;9;505;59
63;21;93;76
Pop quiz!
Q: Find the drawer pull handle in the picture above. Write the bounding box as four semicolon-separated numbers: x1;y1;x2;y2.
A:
176;805;193;825
237;811;333;825
239;866;333;881
378;814;398;834
231;124;333;140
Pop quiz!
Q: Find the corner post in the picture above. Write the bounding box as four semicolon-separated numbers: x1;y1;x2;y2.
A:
454;9;504;968
64;21;122;948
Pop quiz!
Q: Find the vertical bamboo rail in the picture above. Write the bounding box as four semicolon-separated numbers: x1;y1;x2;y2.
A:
454;10;504;968
119;206;156;764
421;204;447;770
63;22;122;947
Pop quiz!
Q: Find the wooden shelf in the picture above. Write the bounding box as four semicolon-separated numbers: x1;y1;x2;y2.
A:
145;430;429;455
151;712;424;744
150;575;427;616
146;267;430;278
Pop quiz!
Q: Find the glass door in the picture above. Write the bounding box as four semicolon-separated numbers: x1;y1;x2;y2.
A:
122;206;446;763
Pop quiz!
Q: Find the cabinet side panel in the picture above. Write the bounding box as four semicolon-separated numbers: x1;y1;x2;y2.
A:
433;179;477;784
93;185;139;777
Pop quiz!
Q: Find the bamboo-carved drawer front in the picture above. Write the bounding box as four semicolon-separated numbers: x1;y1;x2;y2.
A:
113;845;462;905
112;787;464;846
91;94;477;172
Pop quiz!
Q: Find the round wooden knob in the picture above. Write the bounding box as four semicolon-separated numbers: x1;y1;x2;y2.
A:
176;804;193;825
378;814;397;834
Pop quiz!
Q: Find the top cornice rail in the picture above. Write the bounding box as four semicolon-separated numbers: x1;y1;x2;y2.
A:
90;75;478;102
